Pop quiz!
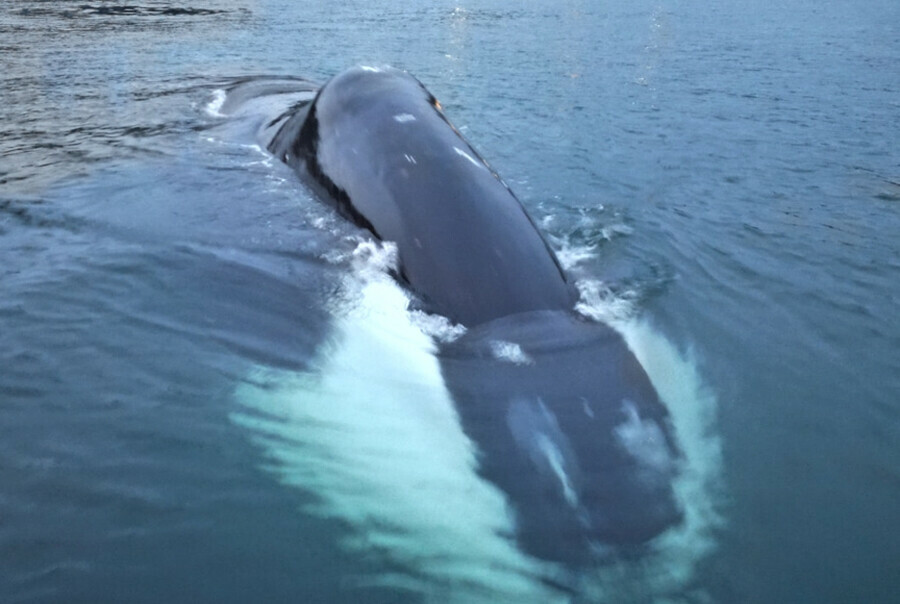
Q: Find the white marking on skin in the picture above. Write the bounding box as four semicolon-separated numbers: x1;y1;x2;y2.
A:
489;341;533;365
404;154;417;164
359;65;381;73
507;399;581;510
453;146;483;169
537;434;579;507
582;399;594;419
394;113;417;123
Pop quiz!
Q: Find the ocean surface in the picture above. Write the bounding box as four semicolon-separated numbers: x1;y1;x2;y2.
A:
2;1;899;602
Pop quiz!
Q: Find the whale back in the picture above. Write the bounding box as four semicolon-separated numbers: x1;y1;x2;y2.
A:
269;66;575;327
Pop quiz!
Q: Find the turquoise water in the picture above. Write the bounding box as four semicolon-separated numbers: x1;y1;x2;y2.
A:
2;1;899;602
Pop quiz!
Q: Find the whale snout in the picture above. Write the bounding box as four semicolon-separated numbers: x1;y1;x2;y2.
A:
505;395;682;562
578;452;683;548
441;310;684;564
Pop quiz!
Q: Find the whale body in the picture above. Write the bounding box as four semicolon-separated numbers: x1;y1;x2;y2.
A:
266;66;575;326
263;66;682;564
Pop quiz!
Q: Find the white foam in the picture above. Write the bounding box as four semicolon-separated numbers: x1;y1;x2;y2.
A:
541;205;634;272
349;238;399;275
408;309;467;343
211;85;316;121
589;321;723;600
556;242;598;270
489;340;534;365
231;239;723;601
553;276;723;600
205;88;227;118
574;279;639;323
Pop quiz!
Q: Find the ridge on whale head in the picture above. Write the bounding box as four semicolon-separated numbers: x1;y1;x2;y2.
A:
263;65;684;564
268;65;576;327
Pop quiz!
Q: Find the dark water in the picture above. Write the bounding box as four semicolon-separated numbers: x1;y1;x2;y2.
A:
2;1;899;602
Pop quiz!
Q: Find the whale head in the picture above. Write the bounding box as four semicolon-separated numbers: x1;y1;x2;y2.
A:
441;310;683;564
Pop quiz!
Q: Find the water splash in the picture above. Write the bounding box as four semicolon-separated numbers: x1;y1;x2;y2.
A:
574;284;725;602
232;241;565;603
205;88;227;118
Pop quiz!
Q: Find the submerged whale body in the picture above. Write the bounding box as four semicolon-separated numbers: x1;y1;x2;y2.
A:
265;66;682;563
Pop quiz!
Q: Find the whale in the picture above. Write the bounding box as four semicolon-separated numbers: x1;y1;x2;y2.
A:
261;66;683;564
265;67;574;327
